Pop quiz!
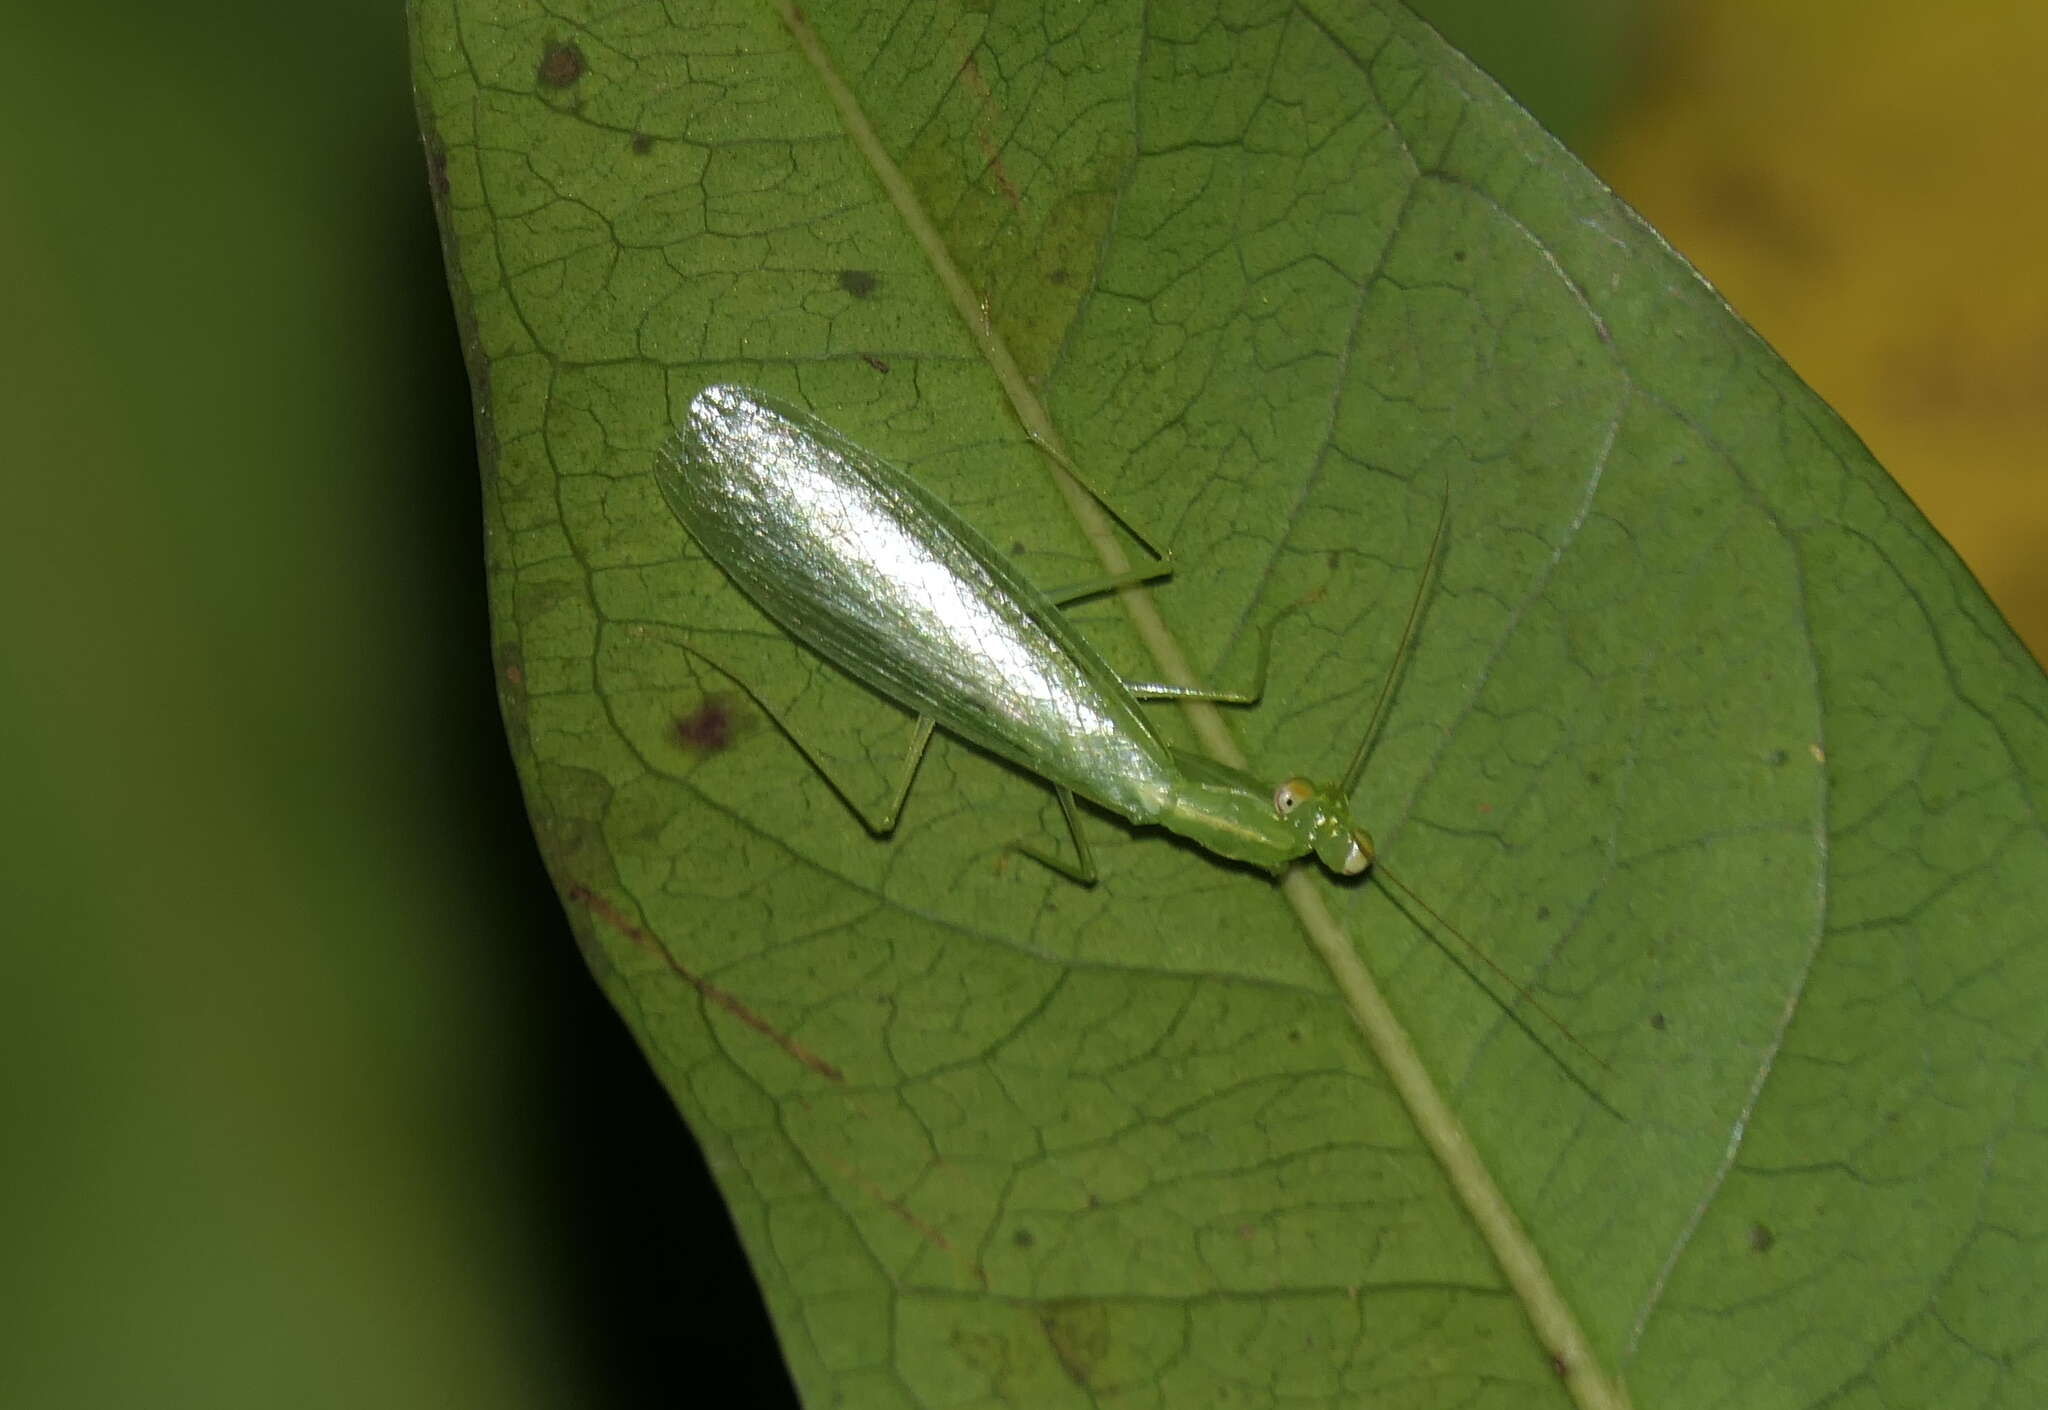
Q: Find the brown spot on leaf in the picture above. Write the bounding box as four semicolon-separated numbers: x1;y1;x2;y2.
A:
630;131;654;155
1036;1300;1110;1390
859;352;891;374
1749;1222;1776;1253
956;51;1023;213
496;645;527;696
838;268;878;299
811;1147;955;1254
568;883;844;1082
672;694;744;754
537;41;585;89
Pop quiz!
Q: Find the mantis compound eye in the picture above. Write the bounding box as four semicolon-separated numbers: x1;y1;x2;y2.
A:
1273;778;1316;815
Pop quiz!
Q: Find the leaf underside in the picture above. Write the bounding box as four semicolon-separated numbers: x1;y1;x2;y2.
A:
412;2;2048;1407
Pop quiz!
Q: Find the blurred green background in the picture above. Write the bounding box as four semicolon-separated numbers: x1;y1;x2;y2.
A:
4;3;2039;1407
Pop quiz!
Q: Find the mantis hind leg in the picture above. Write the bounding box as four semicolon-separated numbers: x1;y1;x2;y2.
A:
650;629;936;836
856;716;936;834
748;704;935;837
1012;786;1098;886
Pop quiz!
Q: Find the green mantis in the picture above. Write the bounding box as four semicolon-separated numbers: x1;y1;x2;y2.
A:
655;385;1609;1067
654;384;1428;887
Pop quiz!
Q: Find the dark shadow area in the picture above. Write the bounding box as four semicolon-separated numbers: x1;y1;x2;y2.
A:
393;149;801;1410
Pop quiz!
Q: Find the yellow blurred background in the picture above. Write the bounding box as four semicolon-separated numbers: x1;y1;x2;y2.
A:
1597;0;2048;657
2;3;2038;1408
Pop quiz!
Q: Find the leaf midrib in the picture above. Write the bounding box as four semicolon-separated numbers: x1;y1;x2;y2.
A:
775;5;1628;1407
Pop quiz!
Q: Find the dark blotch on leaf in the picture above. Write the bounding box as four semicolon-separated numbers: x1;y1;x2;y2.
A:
1012;1228;1035;1249
1749;1222;1775;1253
673;694;744;754
860;352;892;374
631;131;655;155
1048;267;1071;286
1649;1012;1667;1032
1535;904;1551;921
838;268;879;299
538;41;586;89
1038;1299;1109;1390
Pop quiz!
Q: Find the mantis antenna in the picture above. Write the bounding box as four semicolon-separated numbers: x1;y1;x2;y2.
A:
1339;477;1451;799
1329;478;1611;1075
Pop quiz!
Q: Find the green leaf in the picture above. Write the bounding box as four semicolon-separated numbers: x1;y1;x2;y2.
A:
411;2;2048;1406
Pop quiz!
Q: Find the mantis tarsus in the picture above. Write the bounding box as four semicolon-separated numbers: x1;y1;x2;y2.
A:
654;385;1593;1061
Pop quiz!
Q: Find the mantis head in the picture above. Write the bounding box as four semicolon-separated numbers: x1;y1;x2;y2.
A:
1272;778;1375;877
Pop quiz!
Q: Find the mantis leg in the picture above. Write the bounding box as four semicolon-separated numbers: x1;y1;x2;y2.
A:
1024;430;1174;572
1012;786;1098;886
858;716;937;834
1042;558;1174;607
649;628;936;836
1121;611;1282;706
748;707;935;837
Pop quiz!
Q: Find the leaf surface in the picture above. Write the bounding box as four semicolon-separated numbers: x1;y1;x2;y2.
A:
412;2;2048;1405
